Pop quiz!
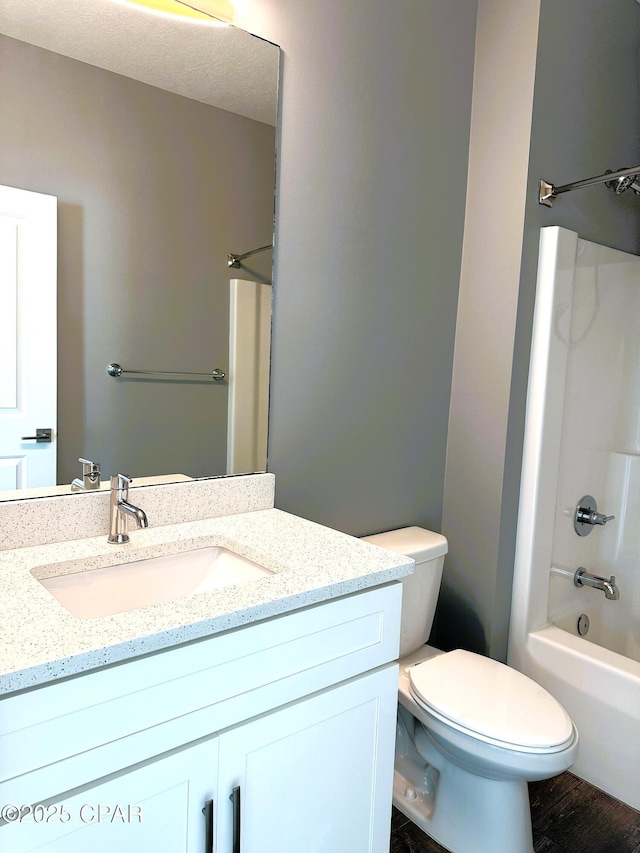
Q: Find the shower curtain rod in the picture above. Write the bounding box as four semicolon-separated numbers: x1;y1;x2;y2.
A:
539;164;640;207
227;244;272;268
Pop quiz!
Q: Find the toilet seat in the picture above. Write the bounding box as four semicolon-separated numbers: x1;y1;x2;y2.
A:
409;649;574;754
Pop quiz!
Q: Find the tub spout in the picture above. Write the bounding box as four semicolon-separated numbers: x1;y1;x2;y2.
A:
574;568;620;600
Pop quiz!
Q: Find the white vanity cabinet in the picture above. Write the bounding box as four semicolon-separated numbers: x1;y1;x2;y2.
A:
1;739;219;852
0;584;401;853
215;666;397;853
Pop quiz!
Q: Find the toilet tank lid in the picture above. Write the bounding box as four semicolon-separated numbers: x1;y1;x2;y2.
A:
362;526;448;561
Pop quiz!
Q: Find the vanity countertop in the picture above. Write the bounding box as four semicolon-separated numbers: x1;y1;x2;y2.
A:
0;508;412;694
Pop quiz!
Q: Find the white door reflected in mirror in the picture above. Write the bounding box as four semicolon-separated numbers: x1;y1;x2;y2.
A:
0;185;57;490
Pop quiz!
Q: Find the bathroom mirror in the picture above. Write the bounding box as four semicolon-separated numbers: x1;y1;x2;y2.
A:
0;0;279;499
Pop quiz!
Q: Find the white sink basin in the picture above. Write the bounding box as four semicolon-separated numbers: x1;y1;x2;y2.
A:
35;546;273;619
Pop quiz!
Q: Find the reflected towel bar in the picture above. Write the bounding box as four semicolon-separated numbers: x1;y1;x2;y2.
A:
107;363;225;381
227;244;272;268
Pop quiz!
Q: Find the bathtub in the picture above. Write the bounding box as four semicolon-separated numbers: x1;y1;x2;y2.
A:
508;226;640;810
515;625;640;809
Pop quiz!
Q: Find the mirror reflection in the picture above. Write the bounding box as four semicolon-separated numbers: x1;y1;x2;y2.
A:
0;0;279;499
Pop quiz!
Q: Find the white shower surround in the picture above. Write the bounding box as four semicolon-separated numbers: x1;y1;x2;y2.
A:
508;226;640;810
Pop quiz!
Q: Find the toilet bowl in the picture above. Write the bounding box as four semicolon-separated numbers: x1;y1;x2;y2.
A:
362;527;578;853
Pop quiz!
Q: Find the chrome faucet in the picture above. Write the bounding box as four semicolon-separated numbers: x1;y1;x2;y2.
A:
108;474;149;544
574;567;620;600
71;457;101;491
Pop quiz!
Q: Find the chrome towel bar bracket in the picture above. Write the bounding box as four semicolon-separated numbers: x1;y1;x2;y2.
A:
107;363;225;381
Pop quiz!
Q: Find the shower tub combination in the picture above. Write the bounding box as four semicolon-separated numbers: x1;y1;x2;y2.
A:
509;226;640;810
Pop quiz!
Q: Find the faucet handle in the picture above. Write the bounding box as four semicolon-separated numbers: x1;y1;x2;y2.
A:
71;457;101;491
79;457;100;487
79;457;100;472
110;473;132;492
574;495;615;536
576;507;615;526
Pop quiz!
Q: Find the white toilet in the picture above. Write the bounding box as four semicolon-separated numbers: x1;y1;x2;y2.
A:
362;527;578;853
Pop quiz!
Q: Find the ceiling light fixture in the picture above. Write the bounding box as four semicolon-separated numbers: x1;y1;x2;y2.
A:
124;0;235;24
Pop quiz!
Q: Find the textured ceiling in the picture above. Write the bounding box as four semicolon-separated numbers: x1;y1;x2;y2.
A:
0;0;279;125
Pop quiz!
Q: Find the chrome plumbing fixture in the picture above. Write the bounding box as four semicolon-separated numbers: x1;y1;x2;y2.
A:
227;243;272;269
108;474;149;544
539;163;640;206
574;568;620;601
71;457;101;491
604;168;640;195
574;495;615;536
577;614;590;637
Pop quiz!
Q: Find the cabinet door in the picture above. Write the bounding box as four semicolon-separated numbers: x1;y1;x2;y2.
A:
216;665;398;853
1;738;218;853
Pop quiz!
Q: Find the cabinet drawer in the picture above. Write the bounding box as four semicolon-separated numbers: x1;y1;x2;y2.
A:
0;584;401;791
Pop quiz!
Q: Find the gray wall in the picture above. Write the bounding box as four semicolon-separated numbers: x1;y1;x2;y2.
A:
442;0;640;659
244;0;640;660
0;34;275;484
239;0;479;535
440;0;541;658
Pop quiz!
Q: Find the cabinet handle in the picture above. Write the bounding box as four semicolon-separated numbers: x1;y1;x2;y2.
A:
229;786;241;853
202;799;214;853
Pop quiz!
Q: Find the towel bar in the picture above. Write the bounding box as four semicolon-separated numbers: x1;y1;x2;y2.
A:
107;363;225;381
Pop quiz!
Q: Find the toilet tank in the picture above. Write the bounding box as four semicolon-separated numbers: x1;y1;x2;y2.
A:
362;526;448;657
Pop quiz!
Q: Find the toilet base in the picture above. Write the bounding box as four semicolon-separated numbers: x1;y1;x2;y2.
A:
393;751;437;821
393;727;535;853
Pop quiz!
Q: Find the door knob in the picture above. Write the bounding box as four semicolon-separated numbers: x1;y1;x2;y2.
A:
21;428;53;443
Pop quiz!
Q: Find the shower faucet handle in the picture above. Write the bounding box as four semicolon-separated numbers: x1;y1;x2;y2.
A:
574;495;615;536
577;509;615;525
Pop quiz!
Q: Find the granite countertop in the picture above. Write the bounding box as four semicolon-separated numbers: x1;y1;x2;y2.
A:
0;508;412;694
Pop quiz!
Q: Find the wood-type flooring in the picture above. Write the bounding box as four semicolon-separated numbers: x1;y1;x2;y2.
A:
390;772;640;853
